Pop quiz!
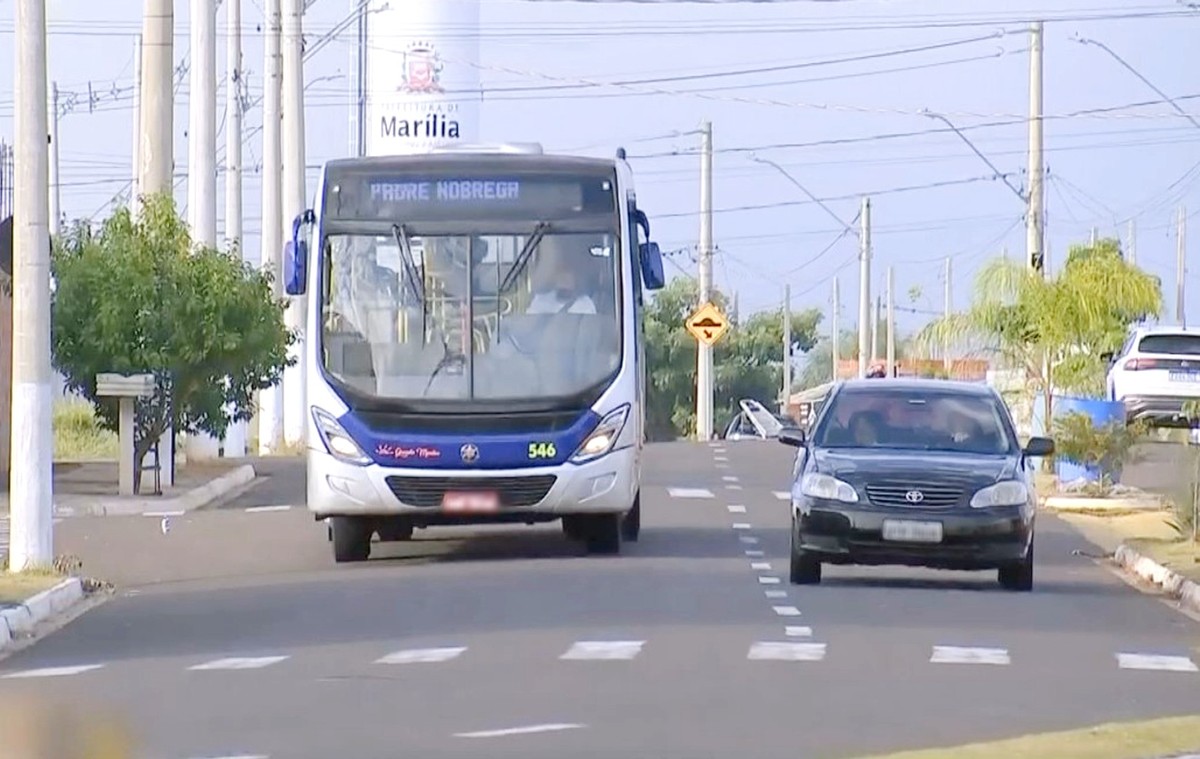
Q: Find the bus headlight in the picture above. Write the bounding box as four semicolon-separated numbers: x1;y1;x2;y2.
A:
311;407;371;466
571;405;630;464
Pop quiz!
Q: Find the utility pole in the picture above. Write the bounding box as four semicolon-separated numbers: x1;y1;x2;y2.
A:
223;0;248;458
1178;205;1188;327
857;197;872;378
139;0;174;486
885;267;895;377
943;257;953;373
47;83;60;236
831;278;840;382
1127;218;1137;265
1089;227;1098;246
185;0;221;461
355;1;367;156
131;34;143;216
871;295;881;363
696;120;714;441
1026;21;1046;274
282;0;308;448
259;0;284;454
9;0;54;571
781;284;791;413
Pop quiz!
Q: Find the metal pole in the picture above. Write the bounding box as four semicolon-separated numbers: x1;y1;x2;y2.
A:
857;197;871;378
782;284;791;413
356;0;367;157
131;33;143;216
47;83;59;236
871;295;880;363
259;0;284;454
886;266;895;377
1127;218;1137;265
696;120;714;441
831;278;839;382
1026;21;1045;274
281;0;308;447
943;257;953;373
223;0;248;458
8;0;54;571
139;0;174;196
1178;205;1188;328
185;0;221;461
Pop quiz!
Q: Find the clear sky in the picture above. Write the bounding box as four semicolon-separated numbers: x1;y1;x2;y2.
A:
1;0;1197;337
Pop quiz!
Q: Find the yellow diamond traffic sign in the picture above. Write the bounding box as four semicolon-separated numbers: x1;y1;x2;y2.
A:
686;301;730;346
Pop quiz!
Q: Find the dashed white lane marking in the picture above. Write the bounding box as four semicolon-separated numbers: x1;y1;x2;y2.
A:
758;576;781;585
560;641;644;660
727;504;746;513
1;664;105;679
722;475;739;482
774;491;790;500
726;484;743;490
765;590;788;598
930;646;1011;665
745;549;765;557
750;562;771;570
186;755;268;759
713;447;727;454
245;505;292;513
188;656;289;671
1116;653;1199;672
748;642;827;661
667;487;714;499
455;723;585;739
772;605;802;617
785;626;813;637
731;522;752;530
739;536;759;544
377;647;467;665
716;463;730;469
143;510;184;517
714;456;729;462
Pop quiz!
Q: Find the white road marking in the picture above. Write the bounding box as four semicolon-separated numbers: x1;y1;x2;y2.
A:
739;536;759;544
727;504;746;513
744;549;765;557
143;510;184;517
750;562;771;570
758;576;781;585
455;723;584;739
785;626;813;637
930;646;1010;665
376;647;466;665
716;463;730;468
245;505;292;513
1;664;105;679
714;456;729;462
1116;653;1199;672
748;642;826;661
713;448;727;454
667;487;713;499
726;484;743;490
774;491;791;500
186;755;268;759
188;656;289;671
731;522;752;530
772;605;802;617
764;590;788;598
722;475;739;482
560;640;644;660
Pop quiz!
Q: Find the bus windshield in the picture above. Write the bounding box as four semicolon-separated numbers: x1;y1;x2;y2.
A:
318;170;622;403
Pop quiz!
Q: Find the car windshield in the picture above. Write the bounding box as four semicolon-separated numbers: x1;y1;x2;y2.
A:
813;387;1016;455
320;229;621;401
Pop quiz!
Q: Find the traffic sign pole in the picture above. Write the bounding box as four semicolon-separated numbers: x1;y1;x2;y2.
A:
696;121;714;441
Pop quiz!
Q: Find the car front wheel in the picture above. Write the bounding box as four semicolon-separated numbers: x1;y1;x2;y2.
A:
789;519;821;585
998;541;1033;591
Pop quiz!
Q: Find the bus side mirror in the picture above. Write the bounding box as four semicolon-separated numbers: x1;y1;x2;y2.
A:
639;241;665;291
284;240;307;295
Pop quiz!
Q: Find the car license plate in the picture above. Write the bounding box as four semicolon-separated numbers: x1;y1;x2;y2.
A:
882;519;943;543
1169;371;1200;382
442;491;499;513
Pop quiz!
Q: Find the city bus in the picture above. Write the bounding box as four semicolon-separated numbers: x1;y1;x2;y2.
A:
282;144;666;563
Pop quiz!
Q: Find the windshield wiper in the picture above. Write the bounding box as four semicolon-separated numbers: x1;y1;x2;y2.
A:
499;221;551;294
390;223;426;303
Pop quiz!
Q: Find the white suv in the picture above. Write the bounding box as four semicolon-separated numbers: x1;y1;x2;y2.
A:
1105;326;1200;427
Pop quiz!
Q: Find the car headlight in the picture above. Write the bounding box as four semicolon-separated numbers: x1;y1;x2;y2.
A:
571;405;630;463
311;407;371;466
970;480;1028;508
799;473;859;503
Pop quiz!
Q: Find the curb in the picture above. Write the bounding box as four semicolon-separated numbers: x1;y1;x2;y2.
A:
1042;495;1166;514
0;577;85;653
1113;543;1200;616
53;464;257;517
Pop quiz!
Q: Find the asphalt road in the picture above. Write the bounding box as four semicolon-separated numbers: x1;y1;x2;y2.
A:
1;442;1198;759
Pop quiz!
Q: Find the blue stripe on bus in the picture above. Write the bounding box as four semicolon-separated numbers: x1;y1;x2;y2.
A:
337;409;603;470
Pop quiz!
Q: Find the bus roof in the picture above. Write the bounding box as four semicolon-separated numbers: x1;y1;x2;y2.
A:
323;152;618;174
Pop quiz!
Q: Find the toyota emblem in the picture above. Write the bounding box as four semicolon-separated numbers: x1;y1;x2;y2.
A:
460;443;479;463
904;490;924;503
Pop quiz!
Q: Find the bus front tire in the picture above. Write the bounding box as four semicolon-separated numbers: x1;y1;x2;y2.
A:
331;516;372;563
376;519;414;542
585;514;621;555
620;494;641;542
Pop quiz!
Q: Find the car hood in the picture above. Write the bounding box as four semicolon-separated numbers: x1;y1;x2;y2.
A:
811;448;1019;488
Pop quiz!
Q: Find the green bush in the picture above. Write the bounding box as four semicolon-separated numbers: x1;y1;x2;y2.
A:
1050;410;1147;484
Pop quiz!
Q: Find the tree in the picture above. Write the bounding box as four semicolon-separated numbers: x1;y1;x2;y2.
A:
51;193;293;481
643;276;822;440
916;238;1160;426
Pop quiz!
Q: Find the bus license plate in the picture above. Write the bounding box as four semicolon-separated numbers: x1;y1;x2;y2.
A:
442;491;500;513
882;519;943;543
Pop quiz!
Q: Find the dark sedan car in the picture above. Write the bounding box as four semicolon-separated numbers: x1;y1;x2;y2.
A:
778;378;1054;591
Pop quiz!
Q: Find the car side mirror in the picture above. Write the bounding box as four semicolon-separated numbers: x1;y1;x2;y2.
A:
639;241;665;291
778;426;806;448
1024;436;1054;457
283;239;307;295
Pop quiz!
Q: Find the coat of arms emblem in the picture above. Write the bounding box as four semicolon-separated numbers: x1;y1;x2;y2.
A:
400;42;444;94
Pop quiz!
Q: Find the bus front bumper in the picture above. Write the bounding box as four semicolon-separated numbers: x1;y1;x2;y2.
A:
307;446;638;520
